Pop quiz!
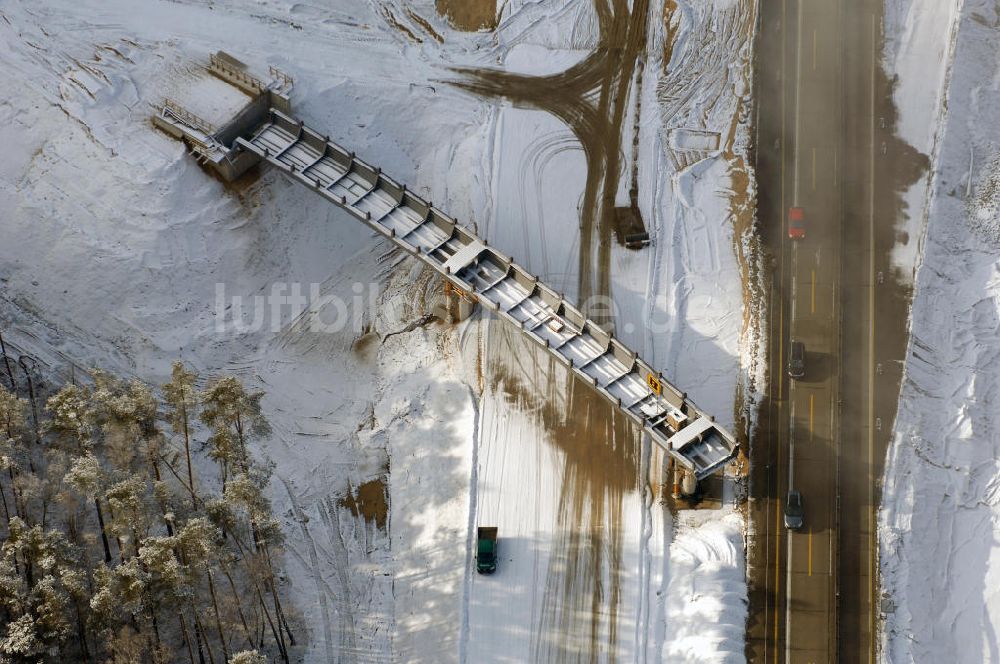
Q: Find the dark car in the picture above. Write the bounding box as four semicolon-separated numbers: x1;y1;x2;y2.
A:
476;527;498;574
788;206;805;240
787;340;806;379
784;490;804;530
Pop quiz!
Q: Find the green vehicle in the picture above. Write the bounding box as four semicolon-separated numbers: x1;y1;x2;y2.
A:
476;527;498;574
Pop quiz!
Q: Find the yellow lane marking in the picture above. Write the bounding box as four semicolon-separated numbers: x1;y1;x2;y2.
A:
773;0;787;658
811;269;816;313
774;481;781;655
808;527;813;576
809;393;814;440
869;14;878;664
813;28;817;70
772;291;781;651
779;308;784;401
775;405;783;660
811;146;816;191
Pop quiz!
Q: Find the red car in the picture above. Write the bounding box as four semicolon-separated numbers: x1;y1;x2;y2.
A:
788;207;805;240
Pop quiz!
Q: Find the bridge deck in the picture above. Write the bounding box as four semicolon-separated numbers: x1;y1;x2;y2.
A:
221;108;738;479
156;88;736;479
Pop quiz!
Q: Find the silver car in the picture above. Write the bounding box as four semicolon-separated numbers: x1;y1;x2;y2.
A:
784;490;804;529
787;341;805;379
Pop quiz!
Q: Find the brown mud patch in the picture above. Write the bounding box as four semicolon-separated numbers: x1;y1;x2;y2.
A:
435;0;499;32
352;326;379;363
405;7;444;43
380;4;423;43
729;146;764;470
339;476;389;531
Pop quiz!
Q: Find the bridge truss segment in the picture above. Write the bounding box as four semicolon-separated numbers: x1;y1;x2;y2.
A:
155;62;738;481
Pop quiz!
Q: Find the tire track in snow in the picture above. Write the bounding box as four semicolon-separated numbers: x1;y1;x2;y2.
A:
520;130;581;285
280;477;339;662
634;432;653;663
458;384;481;664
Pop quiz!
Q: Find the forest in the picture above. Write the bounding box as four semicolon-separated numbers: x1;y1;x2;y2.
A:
0;359;294;663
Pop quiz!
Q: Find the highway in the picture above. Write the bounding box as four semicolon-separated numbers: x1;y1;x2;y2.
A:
747;0;917;661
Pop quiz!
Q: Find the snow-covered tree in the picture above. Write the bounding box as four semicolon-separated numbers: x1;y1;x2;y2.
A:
200;377;291;660
163;362;199;509
64;452;113;564
45;385;94;451
224;470;282;548
0;613;41;659
89;372;157;474
0;518;80;659
90;558;147;628
200;377;270;481
0;384;27;439
104;475;151;558
0;385;30;527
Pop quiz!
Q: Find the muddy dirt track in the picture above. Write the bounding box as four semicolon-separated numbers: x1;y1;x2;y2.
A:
452;0;650;327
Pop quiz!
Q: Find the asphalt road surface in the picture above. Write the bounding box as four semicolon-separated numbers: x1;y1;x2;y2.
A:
748;0;917;661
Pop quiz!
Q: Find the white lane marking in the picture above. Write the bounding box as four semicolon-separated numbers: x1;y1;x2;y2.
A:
792;0;805;205
787;2;806;660
867;12;878;664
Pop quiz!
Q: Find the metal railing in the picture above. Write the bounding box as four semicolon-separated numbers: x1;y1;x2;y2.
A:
162;98;216;135
268;65;294;93
209;53;266;93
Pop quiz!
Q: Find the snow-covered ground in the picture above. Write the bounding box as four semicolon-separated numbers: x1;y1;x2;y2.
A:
0;0;756;661
879;0;1000;661
882;0;963;277
469;0;756;660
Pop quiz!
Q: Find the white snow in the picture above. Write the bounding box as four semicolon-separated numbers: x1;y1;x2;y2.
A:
664;512;747;663
0;0;756;660
880;0;1000;661
487;104;587;300
882;0;963;277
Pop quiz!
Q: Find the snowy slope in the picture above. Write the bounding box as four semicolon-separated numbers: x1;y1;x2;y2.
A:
879;0;1000;661
0;0;755;661
0;2;496;660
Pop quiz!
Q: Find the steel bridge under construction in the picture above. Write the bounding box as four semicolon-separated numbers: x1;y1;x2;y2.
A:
154;52;738;481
